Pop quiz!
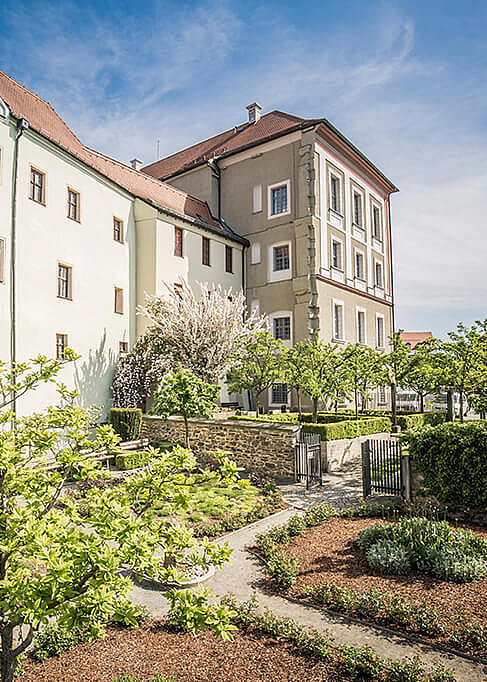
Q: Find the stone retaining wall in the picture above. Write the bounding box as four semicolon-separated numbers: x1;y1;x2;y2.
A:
141;415;300;481
323;432;392;472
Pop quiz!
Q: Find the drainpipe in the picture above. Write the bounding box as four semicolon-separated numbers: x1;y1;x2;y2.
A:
10;117;28;414
387;192;399;430
208;158;221;221
300;143;319;339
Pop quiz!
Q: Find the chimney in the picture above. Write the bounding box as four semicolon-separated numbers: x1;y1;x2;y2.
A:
130;158;142;171
246;102;262;124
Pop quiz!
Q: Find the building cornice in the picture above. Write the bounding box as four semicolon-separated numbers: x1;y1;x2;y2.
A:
316;274;393;307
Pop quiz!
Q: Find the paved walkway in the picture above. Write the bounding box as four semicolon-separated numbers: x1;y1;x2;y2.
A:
128;506;487;681
279;463;363;509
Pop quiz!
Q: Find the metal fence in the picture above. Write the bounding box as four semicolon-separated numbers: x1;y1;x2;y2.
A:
296;432;323;490
362;438;410;500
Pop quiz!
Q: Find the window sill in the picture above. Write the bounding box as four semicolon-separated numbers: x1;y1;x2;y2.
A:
57;296;72;301
67;216;81;223
268;209;291;220
332;337;345;344
328;208;343;218
29;197;46;207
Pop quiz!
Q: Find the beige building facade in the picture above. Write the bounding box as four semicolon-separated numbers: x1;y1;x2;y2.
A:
144;105;397;410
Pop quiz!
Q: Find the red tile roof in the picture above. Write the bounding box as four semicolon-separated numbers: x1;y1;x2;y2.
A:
0;70;245;243
143;111;322;179
400;332;433;349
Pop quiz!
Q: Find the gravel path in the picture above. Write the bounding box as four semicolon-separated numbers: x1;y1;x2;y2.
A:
128;506;487;681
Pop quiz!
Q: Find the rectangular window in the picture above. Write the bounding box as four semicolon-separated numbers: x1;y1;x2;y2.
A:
330;175;340;212
225;245;233;273
174;282;183;298
119;341;128;353
378;385;386;404
114;287;124;314
355;251;365;280
273;244;290;272
332;240;342;270
373;205;382;240
270;184;288;215
357;310;366;344
377;316;385;348
252;185;262;213
57;264;72;299
0;238;5;284
375;261;383;288
273;316;291;341
56;334;68;360
174;227;183;257
29;167;45;204
113;218;124;243
271;383;288;404
353;192;363;226
202;236;210;266
67;188;80;221
333;303;344;340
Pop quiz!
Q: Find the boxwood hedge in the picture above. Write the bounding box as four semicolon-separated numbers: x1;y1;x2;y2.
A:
405;422;487;508
302;416;392;441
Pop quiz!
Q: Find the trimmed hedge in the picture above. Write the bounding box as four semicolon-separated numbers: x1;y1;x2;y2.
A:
115;450;151;470
303;416;392;441
109;408;142;441
397;413;445;430
405;422;487;508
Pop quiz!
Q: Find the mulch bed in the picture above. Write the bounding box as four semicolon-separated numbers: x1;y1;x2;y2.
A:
283;517;487;629
20;621;343;682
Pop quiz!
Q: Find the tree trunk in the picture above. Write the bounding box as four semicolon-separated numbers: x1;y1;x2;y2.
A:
420;393;424;414
312;397;318;423
391;381;398;431
447;388;455;422
459;392;465;423
354;388;358;420
183;415;190;448
296;390;302;419
1;627;15;682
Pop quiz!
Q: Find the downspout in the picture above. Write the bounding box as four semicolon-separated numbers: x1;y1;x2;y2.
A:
208;158;221;221
387;192;399;430
10;117;28;414
299;143;319;339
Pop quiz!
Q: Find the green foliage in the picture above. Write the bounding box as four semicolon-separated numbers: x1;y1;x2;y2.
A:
405;421;487;507
397;413;445;430
303;416;392;441
305;580;487;656
226;331;285;408
115;450;151;470
152;367;220;447
32;623;86;662
366;539;413;575
166;588;238;640
357;517;487;582
109;408;142;441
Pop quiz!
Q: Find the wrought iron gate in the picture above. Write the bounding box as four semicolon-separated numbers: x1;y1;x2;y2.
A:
362;438;410;500
296;432;323;490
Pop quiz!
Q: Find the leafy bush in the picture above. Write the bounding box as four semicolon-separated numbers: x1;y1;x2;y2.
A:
303;416;392;441
366;539;413;575
358;517;487;583
32;624;84;662
115;450;151;470
405;422;487;507
397;413;445;430
109;408;142;441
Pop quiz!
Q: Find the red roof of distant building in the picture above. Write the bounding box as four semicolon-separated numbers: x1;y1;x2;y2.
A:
0;70;245;244
400;332;433;349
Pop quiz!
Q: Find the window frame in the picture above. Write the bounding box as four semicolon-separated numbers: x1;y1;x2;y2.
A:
374;259;384;288
202;236;211;266
376;313;385;350
114;286;124;315
57;263;72;300
329;173;341;214
113;217;124;244
67;187;80;222
273;243;290;272
353;191;363;227
119;341;129;353
331;237;343;271
332;299;345;342
56;333;68;360
29;166;46;205
225;244;233;273
356;307;367;345
267;179;291;219
354;247;365;281
273;316;291;341
174;226;183;257
270;382;289;406
372;202;383;241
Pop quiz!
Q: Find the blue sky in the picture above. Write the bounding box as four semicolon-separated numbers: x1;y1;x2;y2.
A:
1;0;486;338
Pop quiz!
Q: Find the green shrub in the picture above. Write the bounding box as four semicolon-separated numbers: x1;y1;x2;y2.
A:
397;413;445;430
303;416;392;441
359;517;487;583
109;408;142;441
405;422;487;508
115;450;151;470
32;624;84;662
151;440;176;452
366;539;413;575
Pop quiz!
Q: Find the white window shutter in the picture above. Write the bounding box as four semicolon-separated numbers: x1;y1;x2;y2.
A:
252;185;262;213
